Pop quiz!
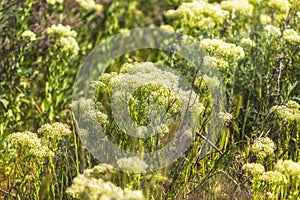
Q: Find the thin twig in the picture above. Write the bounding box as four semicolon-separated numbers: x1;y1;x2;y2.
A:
196;131;223;155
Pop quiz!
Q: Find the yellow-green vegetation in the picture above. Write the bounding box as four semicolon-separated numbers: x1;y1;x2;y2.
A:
0;0;299;199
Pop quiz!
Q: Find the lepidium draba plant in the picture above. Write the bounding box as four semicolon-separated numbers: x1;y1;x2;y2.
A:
0;122;72;199
71;61;215;199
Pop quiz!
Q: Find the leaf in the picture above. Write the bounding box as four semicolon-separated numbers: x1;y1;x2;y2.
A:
0;98;9;109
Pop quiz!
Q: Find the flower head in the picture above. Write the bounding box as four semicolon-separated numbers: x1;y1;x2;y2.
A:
164;1;227;31
46;24;79;55
283;29;300;44
38;122;71;140
241;38;255;47
260;171;288;185
117;157;148;173
202;75;220;89
46;24;77;38
220;0;254;17
264;25;281;36
200;39;245;61
57;37;79;55
21;30;36;42
271;100;300;122
218;112;233;125
251;137;276;159
67;167;145;199
243;163;265;176
7;131;53;160
275;160;300;179
76;0;103;11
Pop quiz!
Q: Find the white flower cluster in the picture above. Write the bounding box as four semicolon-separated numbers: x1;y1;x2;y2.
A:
71;97;109;126
164;1;227;31
271;100;300;122
46;24;79;55
83;163;114;179
283;29;300;44
67;174;144;200
209;57;229;69
200;39;244;69
266;0;290;22
220;0;254;17
250;0;290;23
264;25;281;36
251;137;276;159
241;38;256;48
76;0;103;11
71;97;95;113
7;131;53;160
260;14;272;25
46;24;77;38
242;163;265;175
243;159;300;185
37;122;71;140
218;112;233;125
46;0;63;5
202;75;220;89
21;30;36;42
109;62;204;120
275;160;300;180
67;165;145;200
200;39;245;60
259;171;288;185
117;157;148;173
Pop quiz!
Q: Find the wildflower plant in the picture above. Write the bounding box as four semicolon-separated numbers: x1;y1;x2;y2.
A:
46;24;79;56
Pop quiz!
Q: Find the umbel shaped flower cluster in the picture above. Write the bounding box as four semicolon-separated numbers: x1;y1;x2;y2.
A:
283;29;300;44
243;159;300;190
165;1;227;32
220;0;254;17
6;122;72;162
251;137;277;160
165;0;292;30
46;24;79;55
67;164;145;200
46;0;102;11
271;100;300;123
93;62;204;138
7;131;53;160
200;39;245;69
21;30;36;42
117;157;148;173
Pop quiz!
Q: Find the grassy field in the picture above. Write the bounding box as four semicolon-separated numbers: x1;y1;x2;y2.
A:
0;0;300;199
